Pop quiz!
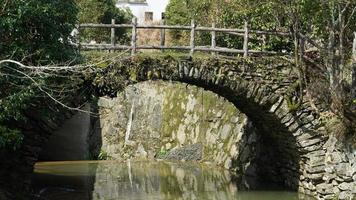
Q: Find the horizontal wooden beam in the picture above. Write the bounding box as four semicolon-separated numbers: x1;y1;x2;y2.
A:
79;23;291;37
80;44;131;50
137;25;191;30
249;30;291;36
80;43;288;55
80;24;132;28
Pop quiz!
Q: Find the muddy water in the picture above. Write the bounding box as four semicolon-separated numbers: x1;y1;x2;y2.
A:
31;161;310;200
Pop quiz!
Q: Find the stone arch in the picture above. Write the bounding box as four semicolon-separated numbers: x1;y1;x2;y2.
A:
93;55;327;192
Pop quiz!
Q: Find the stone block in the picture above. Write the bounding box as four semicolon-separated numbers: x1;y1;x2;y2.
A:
162;143;203;161
316;183;334;195
98;97;114;108
307;165;325;174
339;191;353;200
338;182;352;191
299;138;322;148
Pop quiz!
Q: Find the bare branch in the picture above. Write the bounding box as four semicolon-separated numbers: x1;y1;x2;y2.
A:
0;50;130;116
344;6;356;29
2;64;98;116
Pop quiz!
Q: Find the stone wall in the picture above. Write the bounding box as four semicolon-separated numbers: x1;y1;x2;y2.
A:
96;81;256;165
300;134;356;200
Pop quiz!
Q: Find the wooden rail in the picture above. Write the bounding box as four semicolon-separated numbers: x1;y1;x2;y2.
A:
78;18;292;57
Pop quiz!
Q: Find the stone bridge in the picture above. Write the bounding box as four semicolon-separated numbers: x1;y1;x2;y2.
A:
2;54;354;200
90;54;355;200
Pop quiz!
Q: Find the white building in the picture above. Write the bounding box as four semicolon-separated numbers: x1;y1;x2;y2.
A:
116;0;169;24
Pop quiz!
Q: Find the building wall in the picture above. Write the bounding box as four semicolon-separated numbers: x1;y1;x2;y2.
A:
116;0;169;24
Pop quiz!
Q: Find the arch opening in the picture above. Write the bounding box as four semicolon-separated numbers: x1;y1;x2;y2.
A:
92;80;300;191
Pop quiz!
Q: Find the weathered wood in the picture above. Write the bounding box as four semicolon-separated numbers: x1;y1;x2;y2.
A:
196;27;244;33
353;32;356;64
299;37;305;62
352;32;356;100
160;20;166;52
80;23;290;36
297;33;322;50
190;20;195;56
249;30;291;36
261;34;266;51
80;43;286;55
138;45;191;50
243;21;249;58
197;27;290;36
111;19;116;49
131;18;137;55
76;24;81;52
79;20;293;55
81;44;189;51
137;24;191;30
211;23;216;56
81;44;131;50
225;31;245;37
80;23;133;28
195;47;283;55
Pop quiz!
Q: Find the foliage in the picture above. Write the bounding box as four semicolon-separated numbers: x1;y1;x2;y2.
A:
98;150;111;160
156;149;168;159
165;0;292;50
166;0;356;53
166;0;356;121
0;126;23;150
75;0;133;44
0;0;78;64
0;0;79;149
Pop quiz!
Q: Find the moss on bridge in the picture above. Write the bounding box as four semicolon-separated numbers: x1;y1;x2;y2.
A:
82;51;296;98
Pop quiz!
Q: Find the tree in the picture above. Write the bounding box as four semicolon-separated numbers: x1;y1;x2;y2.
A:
165;0;218;46
75;0;133;43
0;0;78;64
291;0;356;118
166;1;355;100
352;33;356;103
0;0;79;149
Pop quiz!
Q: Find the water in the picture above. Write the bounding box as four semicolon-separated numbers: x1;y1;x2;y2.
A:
31;161;308;200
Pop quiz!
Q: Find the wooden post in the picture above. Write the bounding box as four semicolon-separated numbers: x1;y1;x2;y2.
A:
111;19;116;51
243;21;249;58
211;23;216;56
300;37;305;61
190;19;195;56
77;24;81;52
160;20;166;52
131;17;137;55
262;34;266;51
351;32;356;100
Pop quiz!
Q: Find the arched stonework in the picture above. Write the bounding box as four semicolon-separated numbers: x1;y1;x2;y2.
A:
93;55;338;198
1;55;353;200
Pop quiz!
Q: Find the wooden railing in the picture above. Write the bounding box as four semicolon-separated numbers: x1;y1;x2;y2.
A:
78;18;292;57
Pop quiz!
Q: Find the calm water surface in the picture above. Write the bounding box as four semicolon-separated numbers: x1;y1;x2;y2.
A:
31;161;309;200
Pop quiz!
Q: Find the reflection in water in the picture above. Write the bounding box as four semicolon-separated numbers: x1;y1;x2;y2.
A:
32;161;306;200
